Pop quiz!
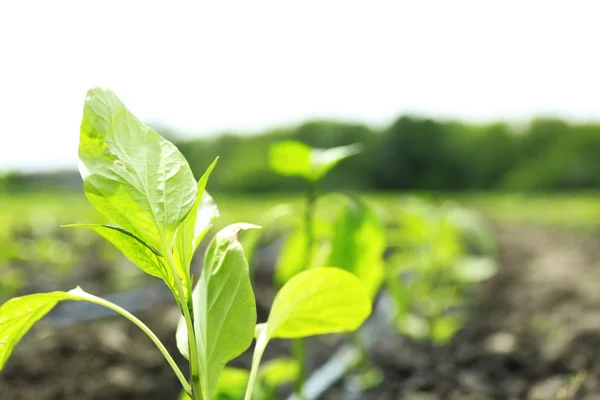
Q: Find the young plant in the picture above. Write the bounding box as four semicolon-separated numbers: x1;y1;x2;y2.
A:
269;141;387;395
387;198;498;343
0;88;372;400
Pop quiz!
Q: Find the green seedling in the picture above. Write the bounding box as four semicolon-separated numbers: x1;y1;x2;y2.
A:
269;141;388;395
0;88;372;400
387;197;497;343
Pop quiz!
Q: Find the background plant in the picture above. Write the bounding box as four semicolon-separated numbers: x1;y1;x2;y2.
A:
386;197;498;343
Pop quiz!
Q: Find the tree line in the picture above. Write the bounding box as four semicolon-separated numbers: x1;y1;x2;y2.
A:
3;116;600;193
177;116;600;193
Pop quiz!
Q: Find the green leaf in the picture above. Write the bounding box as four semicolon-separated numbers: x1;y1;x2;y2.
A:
62;224;172;288
265;267;372;340
311;143;361;181
214;367;251;399
245;268;371;399
0;292;77;370
78;87;197;253
174;158;220;279
328;196;386;299
274;228;307;286
269;141;312;179
258;357;299;388
176;223;260;399
269;140;360;182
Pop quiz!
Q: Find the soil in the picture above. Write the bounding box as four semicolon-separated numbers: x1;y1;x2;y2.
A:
4;223;600;400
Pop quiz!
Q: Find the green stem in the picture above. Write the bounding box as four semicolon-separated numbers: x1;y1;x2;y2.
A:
244;329;269;400
163;244;202;399
293;337;306;397
68;287;191;396
292;180;316;399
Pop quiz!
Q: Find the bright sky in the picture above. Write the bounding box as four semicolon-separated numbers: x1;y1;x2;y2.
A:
1;1;599;172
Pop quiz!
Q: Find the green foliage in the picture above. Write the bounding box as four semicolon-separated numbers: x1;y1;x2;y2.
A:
328;196;386;299
273;227;307;286
0;291;76;369
63;223;169;282
79;88;197;254
244;267;372;400
174;158;220;281
269;140;360;182
262;267;372;339
387;198;497;343
258;358;299;388
176;223;259;398
180;358;298;400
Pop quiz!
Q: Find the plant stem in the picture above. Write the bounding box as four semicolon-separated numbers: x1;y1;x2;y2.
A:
163;244;202;399
68;287;191;396
292;180;316;399
244;329;269;400
293;337;306;397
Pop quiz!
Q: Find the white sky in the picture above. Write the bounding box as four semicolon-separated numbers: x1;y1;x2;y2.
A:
1;1;599;172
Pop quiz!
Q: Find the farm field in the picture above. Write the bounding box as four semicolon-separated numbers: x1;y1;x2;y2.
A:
3;190;600;399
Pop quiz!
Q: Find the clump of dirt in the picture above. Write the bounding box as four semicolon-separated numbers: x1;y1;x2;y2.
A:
4;223;600;399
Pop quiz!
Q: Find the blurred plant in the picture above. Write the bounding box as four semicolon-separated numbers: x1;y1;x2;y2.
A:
268;140;389;395
386;197;498;343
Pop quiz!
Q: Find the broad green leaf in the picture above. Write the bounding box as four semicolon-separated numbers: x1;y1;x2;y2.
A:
0;292;77;370
78;87;197;253
269;141;312;179
328;196;386;299
274;228;307;286
174;158;220;279
265;267;372;340
62;224;172;288
259;357;299;388
176;223;260;399
246;268;371;398
269;140;360;182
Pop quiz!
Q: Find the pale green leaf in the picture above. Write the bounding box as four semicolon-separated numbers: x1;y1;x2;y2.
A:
177;223;260;399
0;292;77;370
174;158;220;278
328;196;386;299
265;267;372;339
269;141;312;179
311;143;361;181
63;224;171;287
78;87;197;253
258;357;298;388
274;228;307;286
269;140;361;182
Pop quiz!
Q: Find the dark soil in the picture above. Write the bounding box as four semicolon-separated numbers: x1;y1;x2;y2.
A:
4;223;600;399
